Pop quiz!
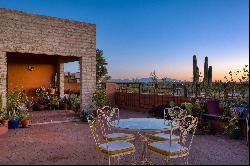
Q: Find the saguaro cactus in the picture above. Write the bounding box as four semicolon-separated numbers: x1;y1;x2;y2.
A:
204;56;208;82
193;55;199;84
208;66;212;85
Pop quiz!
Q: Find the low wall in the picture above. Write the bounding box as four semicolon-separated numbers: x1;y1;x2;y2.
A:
115;92;190;111
204;116;247;138
64;82;80;93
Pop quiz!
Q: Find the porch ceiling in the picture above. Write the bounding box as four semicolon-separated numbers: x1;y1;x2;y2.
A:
7;52;79;63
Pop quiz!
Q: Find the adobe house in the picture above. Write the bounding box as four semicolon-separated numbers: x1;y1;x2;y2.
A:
0;8;96;111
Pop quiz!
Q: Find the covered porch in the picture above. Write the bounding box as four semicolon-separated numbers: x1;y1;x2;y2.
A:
0;8;96;112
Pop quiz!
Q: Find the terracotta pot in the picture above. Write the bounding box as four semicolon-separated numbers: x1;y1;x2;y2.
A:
1;120;8;128
0;124;8;135
48;88;56;95
39;104;45;111
21;119;29;128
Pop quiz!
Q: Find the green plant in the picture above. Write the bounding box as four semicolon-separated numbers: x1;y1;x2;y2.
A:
219;100;230;117
181;102;193;115
6;88;29;120
169;101;175;108
35;86;47;97
92;89;109;109
68;94;80;113
50;96;58;106
32;101;40;111
224;65;249;102
35;86;48;105
0;110;8;121
18;108;29;120
59;96;69;109
96;49;111;83
225;112;240;139
81;111;94;122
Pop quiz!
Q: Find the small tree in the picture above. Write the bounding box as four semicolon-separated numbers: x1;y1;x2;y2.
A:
96;49;111;83
150;70;158;84
150;70;159;93
92;89;109;109
224;65;249;103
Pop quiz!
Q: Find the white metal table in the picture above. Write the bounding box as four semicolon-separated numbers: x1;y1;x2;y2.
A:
111;118;177;164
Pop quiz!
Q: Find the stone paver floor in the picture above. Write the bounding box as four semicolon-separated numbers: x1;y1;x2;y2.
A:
0;109;249;165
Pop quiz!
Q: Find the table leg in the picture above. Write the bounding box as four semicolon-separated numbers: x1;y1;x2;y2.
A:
137;131;152;165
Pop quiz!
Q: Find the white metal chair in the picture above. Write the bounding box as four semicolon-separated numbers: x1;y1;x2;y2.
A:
148;106;187;142
148;115;198;165
88;116;136;165
97;106;135;142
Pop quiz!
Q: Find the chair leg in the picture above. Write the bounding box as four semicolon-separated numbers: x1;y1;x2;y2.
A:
117;156;120;165
165;156;170;165
185;156;189;165
131;152;137;165
108;157;111;165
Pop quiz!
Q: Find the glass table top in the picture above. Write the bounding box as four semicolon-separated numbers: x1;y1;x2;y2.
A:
112;118;177;131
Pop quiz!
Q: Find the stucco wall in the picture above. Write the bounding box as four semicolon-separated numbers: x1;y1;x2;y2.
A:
7;53;57;97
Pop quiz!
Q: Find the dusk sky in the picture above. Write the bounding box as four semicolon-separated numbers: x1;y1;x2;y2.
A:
0;0;249;81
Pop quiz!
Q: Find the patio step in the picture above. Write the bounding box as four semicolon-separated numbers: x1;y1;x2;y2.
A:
29;110;80;124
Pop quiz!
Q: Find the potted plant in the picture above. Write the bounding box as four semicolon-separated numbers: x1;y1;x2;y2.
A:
6;88;29;129
59;96;68;110
50;95;59;110
20;113;30;128
169;101;175;108
81;110;94;122
32;101;40;111
181;102;193;115
68;94;81;112
225;115;241;139
35;86;48;110
17;103;30;128
8;110;20;129
48;88;56;95
81;105;95;122
0;109;9;135
0;110;9;128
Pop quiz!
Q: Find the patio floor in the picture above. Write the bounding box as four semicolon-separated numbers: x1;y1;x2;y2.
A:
0;109;249;165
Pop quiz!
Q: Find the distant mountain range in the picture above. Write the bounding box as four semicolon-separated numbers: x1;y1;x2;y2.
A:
109;77;186;83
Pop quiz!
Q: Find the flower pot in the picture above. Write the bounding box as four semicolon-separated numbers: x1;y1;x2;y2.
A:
8;119;20;129
1;120;8;128
207;100;220;115
0;124;8;135
48;88;56;95
219;107;224;115
60;104;68;110
39;104;45;111
21;119;29;128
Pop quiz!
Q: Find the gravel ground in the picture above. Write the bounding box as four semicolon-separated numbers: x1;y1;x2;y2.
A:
0;110;248;165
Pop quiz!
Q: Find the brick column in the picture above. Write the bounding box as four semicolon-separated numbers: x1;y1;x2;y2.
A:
80;55;96;112
57;60;64;98
0;52;7;110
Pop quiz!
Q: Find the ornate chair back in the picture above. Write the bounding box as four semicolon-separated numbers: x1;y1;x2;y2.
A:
96;106;119;132
178;115;198;151
88;117;107;147
167;106;187;125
